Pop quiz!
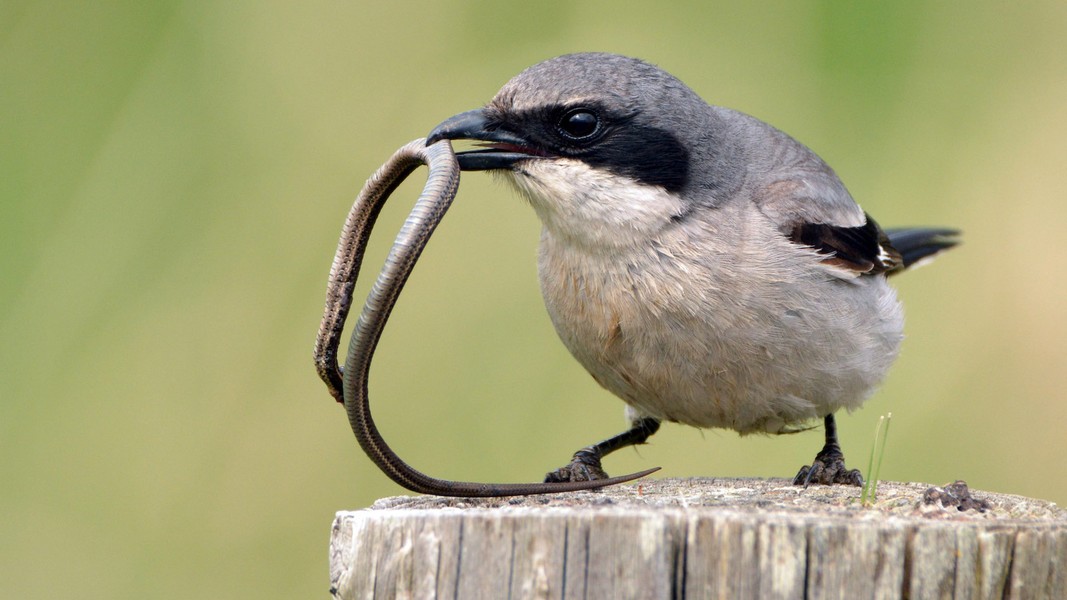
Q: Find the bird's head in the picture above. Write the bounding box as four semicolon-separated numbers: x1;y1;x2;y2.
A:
427;53;736;248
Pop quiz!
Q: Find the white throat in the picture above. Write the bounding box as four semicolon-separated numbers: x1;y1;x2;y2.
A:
503;159;689;252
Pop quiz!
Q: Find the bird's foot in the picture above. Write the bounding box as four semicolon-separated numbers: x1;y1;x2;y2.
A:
544;448;608;483
793;447;863;487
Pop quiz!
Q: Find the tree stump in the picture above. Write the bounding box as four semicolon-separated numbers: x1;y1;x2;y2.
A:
329;478;1067;599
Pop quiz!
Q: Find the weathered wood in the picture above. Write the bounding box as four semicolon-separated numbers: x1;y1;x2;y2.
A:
329;478;1067;599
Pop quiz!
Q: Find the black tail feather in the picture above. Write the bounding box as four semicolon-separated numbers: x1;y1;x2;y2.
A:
885;227;960;270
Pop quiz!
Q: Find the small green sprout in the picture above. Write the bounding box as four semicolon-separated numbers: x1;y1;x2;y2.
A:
860;412;892;506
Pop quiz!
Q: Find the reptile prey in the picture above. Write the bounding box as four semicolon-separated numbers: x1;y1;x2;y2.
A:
315;138;657;496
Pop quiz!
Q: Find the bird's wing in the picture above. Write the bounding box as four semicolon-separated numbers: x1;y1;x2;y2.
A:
747;125;901;276
788;215;901;274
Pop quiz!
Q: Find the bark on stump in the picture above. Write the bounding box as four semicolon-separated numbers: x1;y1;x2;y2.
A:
329;478;1067;599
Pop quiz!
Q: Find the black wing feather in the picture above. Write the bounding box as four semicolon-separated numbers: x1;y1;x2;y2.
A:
790;213;902;275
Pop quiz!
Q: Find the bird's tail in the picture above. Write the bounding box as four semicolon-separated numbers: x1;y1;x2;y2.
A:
885;227;961;271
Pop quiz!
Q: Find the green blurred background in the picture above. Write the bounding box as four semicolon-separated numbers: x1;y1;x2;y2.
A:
3;1;1065;598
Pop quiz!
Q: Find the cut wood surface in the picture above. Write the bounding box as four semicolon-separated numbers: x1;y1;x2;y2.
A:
329;478;1067;599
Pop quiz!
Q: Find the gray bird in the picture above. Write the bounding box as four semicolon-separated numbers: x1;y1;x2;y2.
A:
426;52;957;486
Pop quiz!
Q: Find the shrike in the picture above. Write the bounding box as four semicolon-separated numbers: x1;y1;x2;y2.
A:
427;53;957;486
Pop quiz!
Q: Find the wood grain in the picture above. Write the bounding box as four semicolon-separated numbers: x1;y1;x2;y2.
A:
329;478;1067;599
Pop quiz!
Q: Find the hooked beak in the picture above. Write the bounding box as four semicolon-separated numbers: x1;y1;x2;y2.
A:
426;109;543;171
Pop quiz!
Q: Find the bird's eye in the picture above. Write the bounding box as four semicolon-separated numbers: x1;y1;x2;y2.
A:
557;108;600;140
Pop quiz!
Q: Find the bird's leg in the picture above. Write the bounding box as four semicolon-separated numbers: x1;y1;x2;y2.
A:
544;417;661;483
793;414;864;486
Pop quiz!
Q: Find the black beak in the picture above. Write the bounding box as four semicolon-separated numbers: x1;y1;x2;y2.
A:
426;109;540;171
